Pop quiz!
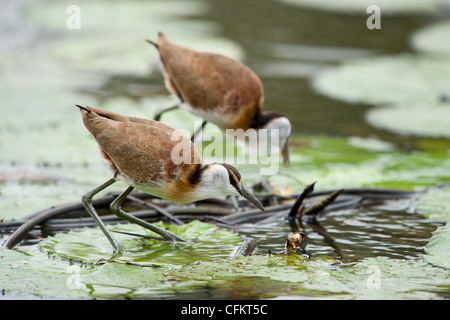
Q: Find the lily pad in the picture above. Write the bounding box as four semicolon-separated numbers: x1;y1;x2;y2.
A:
269;135;450;191
40;220;242;265
411;20;450;56
27;0;244;77
47;33;244;77
28;0;209;31
415;186;450;222
425;224;450;269
414;185;450;268
0;246;92;298
347;136;396;152
170;255;450;299
277;0;445;15
2;245;448;299
366;101;450;138
312;54;450;106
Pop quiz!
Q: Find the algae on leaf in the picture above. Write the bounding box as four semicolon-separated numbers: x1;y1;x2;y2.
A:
275;135;450;191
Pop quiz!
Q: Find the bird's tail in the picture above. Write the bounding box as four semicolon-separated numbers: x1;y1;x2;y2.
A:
146;39;158;49
75;104;91;113
146;31;165;49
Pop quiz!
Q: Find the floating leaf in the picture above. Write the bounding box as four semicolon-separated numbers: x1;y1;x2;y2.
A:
415;185;450;222
312;54;450;106
169;255;450;299
414;186;450;268
366;101;450;138
282;136;450;191
39;220;242;265
27;0;244;77
411;20;450;56
278;0;443;15
425;224;450;269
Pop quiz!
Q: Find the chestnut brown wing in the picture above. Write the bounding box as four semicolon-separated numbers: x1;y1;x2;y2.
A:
156;34;264;129
79;107;201;183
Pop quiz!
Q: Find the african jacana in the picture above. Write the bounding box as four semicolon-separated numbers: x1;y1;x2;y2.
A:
147;32;293;166
77;105;264;255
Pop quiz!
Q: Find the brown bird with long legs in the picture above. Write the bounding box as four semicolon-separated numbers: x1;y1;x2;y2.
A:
148;33;292;166
76;105;264;256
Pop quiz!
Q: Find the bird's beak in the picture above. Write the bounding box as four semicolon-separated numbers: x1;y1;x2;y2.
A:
281;143;290;167
238;184;265;211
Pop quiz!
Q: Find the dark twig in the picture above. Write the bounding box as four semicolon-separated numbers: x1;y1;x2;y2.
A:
287;182;316;220
302;189;344;217
3;195;116;249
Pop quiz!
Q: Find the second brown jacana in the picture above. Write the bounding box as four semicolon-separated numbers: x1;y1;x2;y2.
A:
147;32;293;166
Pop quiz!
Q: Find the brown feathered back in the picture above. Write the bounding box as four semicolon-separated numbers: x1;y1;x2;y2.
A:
78;106;202;188
154;33;264;130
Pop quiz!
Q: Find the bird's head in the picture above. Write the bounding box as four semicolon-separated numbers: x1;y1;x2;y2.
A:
195;163;264;211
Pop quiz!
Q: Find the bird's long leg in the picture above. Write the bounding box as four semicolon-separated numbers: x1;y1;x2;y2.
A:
81;178;123;255
110;186;185;242
153;104;179;121
191;120;207;142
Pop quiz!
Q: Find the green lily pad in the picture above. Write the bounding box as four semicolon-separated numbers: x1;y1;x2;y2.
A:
27;0;244;77
0;51;100;167
347;136;396;152
170;255;450;299
414;185;450;268
46;33;244;77
312;54;450;106
2;245;448;299
366;101;450;138
270;135;450;191
411;20;450;56
28;0;209;32
278;0;445;15
40;220;242;265
0;247;91;298
425;224;450;269
415;186;450;222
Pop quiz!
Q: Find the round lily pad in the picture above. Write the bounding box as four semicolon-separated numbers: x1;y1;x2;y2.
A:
312;54;450;106
27;0;244;77
277;0;443;15
366;101;450;138
411;20;450;56
40;220;242;265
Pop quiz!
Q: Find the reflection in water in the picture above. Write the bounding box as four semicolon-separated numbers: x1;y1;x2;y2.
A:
237;189;442;263
238;208;442;263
